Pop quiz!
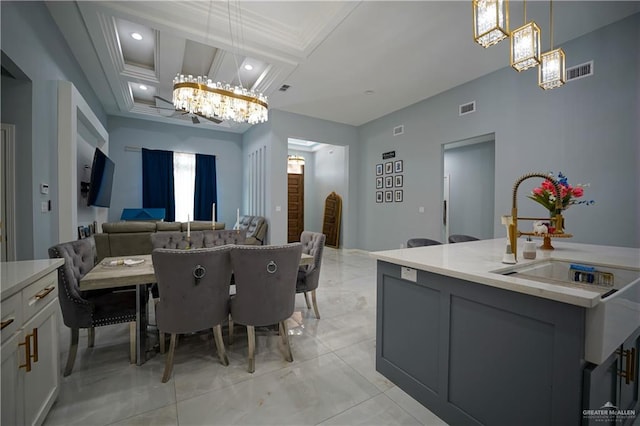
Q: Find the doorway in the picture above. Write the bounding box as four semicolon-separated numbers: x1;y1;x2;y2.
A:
443;135;495;241
287;155;305;242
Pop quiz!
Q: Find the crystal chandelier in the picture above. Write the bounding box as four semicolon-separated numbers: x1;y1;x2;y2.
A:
172;1;268;125
510;0;540;72
539;0;565;90
472;0;509;48
173;75;268;124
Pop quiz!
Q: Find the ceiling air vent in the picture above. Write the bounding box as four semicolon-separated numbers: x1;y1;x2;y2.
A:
279;84;291;92
393;125;404;136
566;61;593;82
459;101;476;116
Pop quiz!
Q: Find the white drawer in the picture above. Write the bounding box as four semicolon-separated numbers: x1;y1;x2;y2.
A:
22;272;58;323
1;292;22;343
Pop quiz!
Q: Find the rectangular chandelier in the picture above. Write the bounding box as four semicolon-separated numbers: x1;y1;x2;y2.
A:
510;21;541;71
539;48;566;90
472;0;509;48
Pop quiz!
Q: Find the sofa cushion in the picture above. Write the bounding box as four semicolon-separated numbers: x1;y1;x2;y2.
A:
102;221;157;233
181;221;225;231
156;222;182;232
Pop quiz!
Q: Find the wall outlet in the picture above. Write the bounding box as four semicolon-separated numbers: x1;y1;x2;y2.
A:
401;267;417;282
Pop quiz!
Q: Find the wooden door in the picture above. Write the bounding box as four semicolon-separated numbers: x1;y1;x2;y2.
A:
322;192;342;248
287;173;304;242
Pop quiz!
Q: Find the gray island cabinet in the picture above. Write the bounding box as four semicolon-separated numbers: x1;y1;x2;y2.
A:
372;239;640;426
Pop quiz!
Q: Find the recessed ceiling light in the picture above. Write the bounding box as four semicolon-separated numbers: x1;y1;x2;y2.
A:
131;32;143;41
244;64;254;71
139;85;148;90
365;90;375;95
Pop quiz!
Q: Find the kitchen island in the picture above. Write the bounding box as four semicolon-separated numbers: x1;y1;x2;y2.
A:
371;239;640;426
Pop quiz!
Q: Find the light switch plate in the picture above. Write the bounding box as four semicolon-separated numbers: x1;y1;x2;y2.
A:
41;201;48;213
401;267;417;282
40;183;49;194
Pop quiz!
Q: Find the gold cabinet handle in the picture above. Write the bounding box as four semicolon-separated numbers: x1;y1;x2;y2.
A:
34;286;55;300
18;333;32;372
18;329;38;372
0;318;14;330
618;347;637;385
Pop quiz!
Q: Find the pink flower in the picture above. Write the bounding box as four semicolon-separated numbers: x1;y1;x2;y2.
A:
533;187;544;196
572;187;584;197
560;186;568;198
541;180;555;193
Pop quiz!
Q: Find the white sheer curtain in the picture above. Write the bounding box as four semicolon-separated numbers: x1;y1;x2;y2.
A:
173;152;195;222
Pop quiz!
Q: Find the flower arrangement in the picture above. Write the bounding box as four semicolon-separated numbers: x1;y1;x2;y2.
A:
527;172;594;215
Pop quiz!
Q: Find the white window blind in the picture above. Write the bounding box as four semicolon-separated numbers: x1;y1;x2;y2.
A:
173;152;195;222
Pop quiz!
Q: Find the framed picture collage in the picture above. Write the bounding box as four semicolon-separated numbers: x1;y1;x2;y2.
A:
375;159;403;203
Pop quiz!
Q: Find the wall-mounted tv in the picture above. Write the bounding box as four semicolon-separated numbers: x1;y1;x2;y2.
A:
87;148;115;207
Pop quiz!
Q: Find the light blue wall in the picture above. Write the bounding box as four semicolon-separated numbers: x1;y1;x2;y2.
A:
358;13;639;250
1;76;34;259
245;110;359;246
1;1;106;259
444;141;495;241
107;116;244;227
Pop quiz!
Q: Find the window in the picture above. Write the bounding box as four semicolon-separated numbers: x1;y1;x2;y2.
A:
173;152;195;222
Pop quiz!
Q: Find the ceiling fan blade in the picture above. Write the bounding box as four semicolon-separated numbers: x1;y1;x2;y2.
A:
200;115;223;124
153;95;174;105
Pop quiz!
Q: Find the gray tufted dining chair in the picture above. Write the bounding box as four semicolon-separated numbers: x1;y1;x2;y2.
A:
296;231;326;319
230;243;302;373
407;238;442;247
448;234;480;243
152;246;233;383
48;238;146;376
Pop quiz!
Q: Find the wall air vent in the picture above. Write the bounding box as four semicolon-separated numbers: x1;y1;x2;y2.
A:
279;84;291;92
459;101;476;116
393;125;404;136
566;61;593;82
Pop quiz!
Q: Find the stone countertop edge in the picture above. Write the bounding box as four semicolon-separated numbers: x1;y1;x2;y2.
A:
370;238;640;308
1;258;65;300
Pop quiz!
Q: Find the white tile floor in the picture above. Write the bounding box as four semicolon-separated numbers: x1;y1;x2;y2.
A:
44;248;448;426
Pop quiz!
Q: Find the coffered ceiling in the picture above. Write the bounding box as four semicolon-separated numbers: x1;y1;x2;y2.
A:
46;1;640;133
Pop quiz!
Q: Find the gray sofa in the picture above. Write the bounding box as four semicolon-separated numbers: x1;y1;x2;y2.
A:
94;221;226;261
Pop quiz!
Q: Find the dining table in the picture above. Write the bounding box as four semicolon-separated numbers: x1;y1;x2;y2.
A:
80;252;314;365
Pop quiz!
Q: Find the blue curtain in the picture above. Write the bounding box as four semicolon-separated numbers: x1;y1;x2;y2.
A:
142;148;175;221
194;153;217;221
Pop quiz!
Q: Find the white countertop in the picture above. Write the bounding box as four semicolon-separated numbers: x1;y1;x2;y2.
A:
371;239;640;308
1;259;65;300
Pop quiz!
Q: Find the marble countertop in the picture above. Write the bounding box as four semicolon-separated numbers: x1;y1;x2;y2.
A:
1;258;64;300
371;238;640;308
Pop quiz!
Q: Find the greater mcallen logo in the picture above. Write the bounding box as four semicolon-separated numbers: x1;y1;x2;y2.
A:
583;402;636;422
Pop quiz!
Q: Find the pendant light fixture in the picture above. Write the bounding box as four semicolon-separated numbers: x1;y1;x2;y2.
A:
510;0;541;72
172;0;268;124
472;0;509;48
538;0;566;90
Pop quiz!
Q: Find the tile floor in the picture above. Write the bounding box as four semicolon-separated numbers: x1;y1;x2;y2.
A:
44;248;448;426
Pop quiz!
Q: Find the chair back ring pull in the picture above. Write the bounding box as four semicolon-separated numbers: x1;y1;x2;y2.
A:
266;261;278;274
193;265;206;285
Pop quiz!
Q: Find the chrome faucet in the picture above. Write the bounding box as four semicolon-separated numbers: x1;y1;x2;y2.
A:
509;172;565;261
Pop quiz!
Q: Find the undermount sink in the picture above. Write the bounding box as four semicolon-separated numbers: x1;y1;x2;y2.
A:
495;259;640;364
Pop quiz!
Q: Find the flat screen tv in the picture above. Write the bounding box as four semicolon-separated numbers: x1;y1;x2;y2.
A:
87;148;115;207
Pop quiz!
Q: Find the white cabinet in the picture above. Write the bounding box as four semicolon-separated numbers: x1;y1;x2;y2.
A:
1;260;63;426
